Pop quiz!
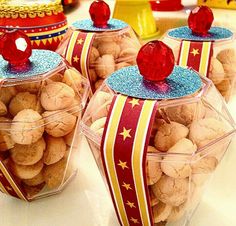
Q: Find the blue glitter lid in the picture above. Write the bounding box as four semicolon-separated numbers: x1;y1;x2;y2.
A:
106;65;202;100
0;50;62;80
168;26;233;42
72;18;128;32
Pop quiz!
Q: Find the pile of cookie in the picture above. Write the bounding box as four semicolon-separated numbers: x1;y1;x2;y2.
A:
210;48;236;102
84;89;231;225
0;68;85;199
87;30;140;91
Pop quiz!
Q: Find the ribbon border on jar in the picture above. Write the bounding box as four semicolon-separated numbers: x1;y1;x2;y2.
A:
178;40;213;77
101;94;157;226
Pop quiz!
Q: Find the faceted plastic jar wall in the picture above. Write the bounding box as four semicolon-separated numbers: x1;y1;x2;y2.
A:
162;33;236;102
57;26;141;92
80;77;235;225
0;60;89;200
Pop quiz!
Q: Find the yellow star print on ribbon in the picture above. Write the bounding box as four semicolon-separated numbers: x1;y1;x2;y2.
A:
73;55;79;63
118;160;129;170
190;48;200;56
122;182;132;191
77;38;84;45
126;201;136;208
129;98;140;108
120;127;131;141
130;217;139;224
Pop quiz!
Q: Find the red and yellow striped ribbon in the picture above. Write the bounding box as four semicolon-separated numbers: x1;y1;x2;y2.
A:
178;40;213;77
65;30;95;79
101;94;157;226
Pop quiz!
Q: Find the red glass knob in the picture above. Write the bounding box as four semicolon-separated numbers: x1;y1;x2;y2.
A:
89;0;110;28
0;30;32;67
188;6;214;36
137;41;175;82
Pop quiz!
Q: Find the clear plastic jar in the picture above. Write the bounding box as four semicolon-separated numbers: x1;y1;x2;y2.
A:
57;20;141;93
81;76;235;225
0;59;89;200
162;30;236;102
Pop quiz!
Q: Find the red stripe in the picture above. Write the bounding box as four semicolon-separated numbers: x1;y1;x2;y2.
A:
71;32;87;73
186;42;203;72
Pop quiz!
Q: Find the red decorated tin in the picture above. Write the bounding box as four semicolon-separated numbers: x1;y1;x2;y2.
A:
0;0;68;51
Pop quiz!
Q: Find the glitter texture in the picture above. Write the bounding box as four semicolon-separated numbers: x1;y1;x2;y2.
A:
168;26;233;41
106;66;202;100
0;50;61;79
72;18;128;32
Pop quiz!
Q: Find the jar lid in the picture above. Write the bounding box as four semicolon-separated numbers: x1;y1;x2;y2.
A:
72;0;128;32
106;41;202;100
168;26;233;42
72;19;128;32
0;30;62;81
0;0;63;19
168;6;233;42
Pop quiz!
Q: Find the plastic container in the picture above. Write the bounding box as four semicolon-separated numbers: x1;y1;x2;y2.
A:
160;7;236;103
56;0;141;93
80;41;235;225
0;32;89;201
0;0;68;51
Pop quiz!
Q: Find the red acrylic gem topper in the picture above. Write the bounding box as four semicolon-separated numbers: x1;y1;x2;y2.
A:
188;6;214;36
137;41;175;82
89;0;110;28
0;30;32;68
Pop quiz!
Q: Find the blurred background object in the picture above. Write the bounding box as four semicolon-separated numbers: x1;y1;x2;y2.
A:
150;0;183;11
113;0;159;40
0;0;68;51
197;0;236;9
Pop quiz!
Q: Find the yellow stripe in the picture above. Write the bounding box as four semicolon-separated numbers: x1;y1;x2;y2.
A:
27;25;67;37
65;31;79;65
104;95;129;226
199;42;212;76
179;41;191;67
0;181;9;195
81;33;94;78
132;100;156;226
0;162;27;200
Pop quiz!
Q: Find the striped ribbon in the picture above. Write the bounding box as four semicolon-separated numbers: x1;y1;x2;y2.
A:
101;94;157;226
178;40;213;77
65;31;95;80
0;162;27;200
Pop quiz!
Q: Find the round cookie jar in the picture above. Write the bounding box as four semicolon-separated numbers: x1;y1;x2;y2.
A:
56;0;141;93
0;0;68;51
80;41;235;225
0;30;89;201
161;6;236;102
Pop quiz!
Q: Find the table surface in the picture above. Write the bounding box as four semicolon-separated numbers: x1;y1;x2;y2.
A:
1;1;236;226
